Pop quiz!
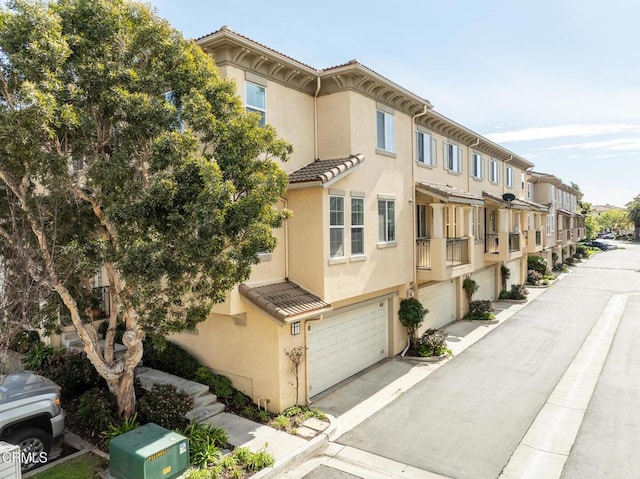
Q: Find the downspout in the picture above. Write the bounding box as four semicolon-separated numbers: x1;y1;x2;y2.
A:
313;76;321;160
280;197;289;279
411;104;429;290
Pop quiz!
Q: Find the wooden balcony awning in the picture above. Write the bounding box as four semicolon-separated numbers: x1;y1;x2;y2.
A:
416;180;484;205
239;281;330;323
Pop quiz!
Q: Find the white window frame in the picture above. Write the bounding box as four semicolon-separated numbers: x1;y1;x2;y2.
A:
416;130;436;166
546;215;554;235
521;172;526;191
376;108;395;153
444;142;462;173
329;195;345;258
378;199;396;244
246;81;266;126
506;165;514;187
471;153;483;179
351;197;365;256
527;182;532;200
489;160;500;183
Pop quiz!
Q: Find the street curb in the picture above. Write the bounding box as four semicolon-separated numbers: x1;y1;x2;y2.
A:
251;414;337;479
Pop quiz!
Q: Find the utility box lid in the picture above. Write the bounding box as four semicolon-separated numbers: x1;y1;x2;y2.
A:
109;423;189;479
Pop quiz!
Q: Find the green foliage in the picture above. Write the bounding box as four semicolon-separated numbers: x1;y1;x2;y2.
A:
136;384;193;430
596;209;631;233
102;413;140;445
462;278;479;307
0;0;292;415
499;284;529;300
142;339;201;380
23;342;59;370
233;446;275;472
500;265;511;290
75;388;117;439
269;415;290;431
584;215;598;239
195;367;234;401
464;300;496;321
527;255;549;276
8;330;41;354
180;423;227;469
398;298;428;347
526;270;543;285
415;329;451;357
42;351;107;399
97;320;127;345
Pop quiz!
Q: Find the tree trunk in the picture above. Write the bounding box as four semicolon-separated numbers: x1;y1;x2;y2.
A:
110;364;137;419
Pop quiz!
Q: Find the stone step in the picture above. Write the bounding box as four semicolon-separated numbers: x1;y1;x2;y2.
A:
135;366;210;400
185;396;226;423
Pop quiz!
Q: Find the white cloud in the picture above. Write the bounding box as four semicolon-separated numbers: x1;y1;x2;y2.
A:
484;124;640;143
545;137;640;151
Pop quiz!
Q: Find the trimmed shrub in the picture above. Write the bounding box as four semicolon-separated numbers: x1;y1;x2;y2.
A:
142;340;201;380
195;367;234;401
464;300;496;321
415;329;450;357
526;270;543;285
527;255;549;276
75;388;117;439
398;298;428;348
8;330;41;354
43;351;107;399
23;342;58;371
499;284;529;300
136;383;193;430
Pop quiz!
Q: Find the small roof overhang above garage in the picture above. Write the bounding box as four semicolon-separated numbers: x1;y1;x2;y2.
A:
288;154;365;189
557;208;576;217
238;280;331;324
482;191;530;210
519;199;550;213
416;180;484;205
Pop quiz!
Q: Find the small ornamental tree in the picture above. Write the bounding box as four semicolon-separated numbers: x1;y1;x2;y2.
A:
462;277;479;310
0;0;291;417
398;298;428;350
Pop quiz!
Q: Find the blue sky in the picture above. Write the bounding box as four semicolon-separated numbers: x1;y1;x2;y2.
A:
147;0;639;207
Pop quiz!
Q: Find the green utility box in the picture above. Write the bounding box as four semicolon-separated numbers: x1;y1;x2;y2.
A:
109;423;189;479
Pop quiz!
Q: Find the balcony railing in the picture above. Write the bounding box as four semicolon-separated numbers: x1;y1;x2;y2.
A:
508;233;520;252
535;230;542;246
446;238;469;268
485;233;499;254
416;239;431;269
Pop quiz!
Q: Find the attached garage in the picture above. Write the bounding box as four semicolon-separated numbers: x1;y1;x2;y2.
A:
307;299;389;397
474;267;496;302
505;258;522;290
418;280;456;330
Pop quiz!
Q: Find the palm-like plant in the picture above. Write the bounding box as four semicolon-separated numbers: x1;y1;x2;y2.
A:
628;195;640;240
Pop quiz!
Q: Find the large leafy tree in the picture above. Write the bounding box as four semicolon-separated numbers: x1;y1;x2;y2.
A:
596;209;630;234
627;195;640;240
0;0;291;417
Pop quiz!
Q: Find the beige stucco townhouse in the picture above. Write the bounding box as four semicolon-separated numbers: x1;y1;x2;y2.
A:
162;27;563;412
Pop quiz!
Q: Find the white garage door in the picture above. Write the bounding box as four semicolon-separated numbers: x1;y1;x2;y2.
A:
418;280;456;331
506;259;521;289
307;300;388;397
474;267;496;302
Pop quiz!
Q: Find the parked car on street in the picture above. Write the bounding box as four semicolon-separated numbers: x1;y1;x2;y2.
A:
601;232;616;239
0;373;65;471
585;240;616;251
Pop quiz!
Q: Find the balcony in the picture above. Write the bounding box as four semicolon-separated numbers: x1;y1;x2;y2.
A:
484;232;523;263
416;239;431;269
524;229;543;253
417;237;473;281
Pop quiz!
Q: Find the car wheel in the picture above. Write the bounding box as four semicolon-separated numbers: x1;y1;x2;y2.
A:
6;427;52;471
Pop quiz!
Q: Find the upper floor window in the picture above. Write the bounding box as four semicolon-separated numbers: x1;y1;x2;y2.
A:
546;215;554;235
246;81;266;126
471;153;483;179
506;166;514;187
416;130;436;166
444;142;462;173
527;182;532;200
521;172;526;190
329;195;344;258
351;197;365;255
163;90;184;132
378;199;396;243
489;160;500;183
376;108;395;153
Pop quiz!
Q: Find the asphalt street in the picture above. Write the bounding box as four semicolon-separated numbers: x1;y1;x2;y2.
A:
336;244;640;479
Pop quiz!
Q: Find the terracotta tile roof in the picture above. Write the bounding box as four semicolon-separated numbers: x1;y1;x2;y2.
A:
289;154;364;186
416;180;484;205
238;281;330;323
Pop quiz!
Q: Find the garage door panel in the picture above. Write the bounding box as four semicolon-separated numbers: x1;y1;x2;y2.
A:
308;300;388;396
474;267;496;302
418;281;456;331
